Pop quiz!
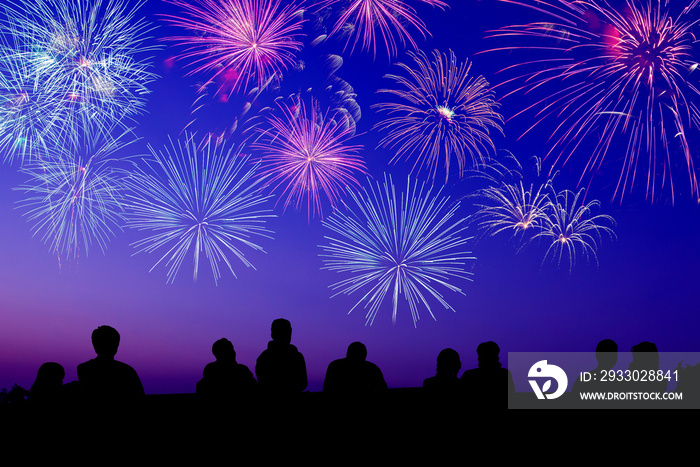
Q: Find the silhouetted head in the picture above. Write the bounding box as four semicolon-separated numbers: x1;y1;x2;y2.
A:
33;362;65;389
91;325;120;358
632;341;658;353
436;348;461;376
476;341;501;368
631;341;660;369
346;342;367;361
595;339;618;370
271;318;292;344
212;338;236;363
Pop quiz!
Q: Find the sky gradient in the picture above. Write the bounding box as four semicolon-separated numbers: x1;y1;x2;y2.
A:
1;0;699;394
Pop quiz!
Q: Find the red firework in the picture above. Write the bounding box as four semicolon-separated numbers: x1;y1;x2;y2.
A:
487;0;700;203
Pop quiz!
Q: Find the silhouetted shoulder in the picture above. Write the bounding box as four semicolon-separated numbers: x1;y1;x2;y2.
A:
255;341;307;393
461;367;514;386
423;374;460;393
423;348;462;396
77;358;145;401
76;325;145;407
256;342;305;363
197;361;257;397
460;342;514;408
323;343;387;394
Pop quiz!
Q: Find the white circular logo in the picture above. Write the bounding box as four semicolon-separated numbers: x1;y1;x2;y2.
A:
528;360;568;399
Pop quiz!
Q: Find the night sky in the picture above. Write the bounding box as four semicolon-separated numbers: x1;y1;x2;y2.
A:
1;0;699;395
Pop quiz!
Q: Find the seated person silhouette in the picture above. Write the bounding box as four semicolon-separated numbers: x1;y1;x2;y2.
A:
28;362;75;408
77;325;144;405
571;339;619;400
460;341;514;407
255;319;307;394
423;348;461;394
196;338;257;400
627;341;668;395
323;342;387;394
674;360;700;407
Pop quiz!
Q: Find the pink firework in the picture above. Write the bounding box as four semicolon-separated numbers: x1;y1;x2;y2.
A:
322;0;449;58
487;0;700;203
163;0;306;94
253;96;366;219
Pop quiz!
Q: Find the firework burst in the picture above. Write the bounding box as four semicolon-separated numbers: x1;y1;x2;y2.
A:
125;136;275;285
487;0;700;203
15;129;137;262
319;175;474;326
534;188;616;273
163;0;306;96
373;49;503;182
0;0;158;145
253;96;366;219
322;0;448;58
470;154;553;241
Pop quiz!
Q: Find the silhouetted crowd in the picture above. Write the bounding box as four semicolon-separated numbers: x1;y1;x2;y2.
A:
3;318;517;412
4;318;697;415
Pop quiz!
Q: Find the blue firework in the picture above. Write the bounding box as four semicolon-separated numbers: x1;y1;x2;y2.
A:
0;0;158;161
15;129;137;262
125;136;276;285
319;174;474;326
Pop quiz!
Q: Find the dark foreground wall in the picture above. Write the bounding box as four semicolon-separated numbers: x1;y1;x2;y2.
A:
1;390;681;458
2;387;498;456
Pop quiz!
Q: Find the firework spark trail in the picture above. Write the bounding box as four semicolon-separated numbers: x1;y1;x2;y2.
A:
283;54;362;134
322;0;449;58
534;187;616;273
125;136;275;285
470;154;553;241
253;96;366;219
183;53;360;156
319;175;474;326
373;49;503;182
486;0;700;203
0;0;158;148
182;74;277;153
163;0;306;96
14;129;138;262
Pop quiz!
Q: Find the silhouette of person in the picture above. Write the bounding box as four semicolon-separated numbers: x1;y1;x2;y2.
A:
572;339;619;400
460;341;514;407
627;341;667;394
77;325;145;405
423;348;461;394
28;362;65;405
28;362;78;409
323;342;387;394
255;319;307;394
196;338;257;400
674;361;700;408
